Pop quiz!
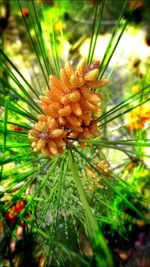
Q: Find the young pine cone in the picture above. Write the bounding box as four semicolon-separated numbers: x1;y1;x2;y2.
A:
29;59;108;157
28;115;66;158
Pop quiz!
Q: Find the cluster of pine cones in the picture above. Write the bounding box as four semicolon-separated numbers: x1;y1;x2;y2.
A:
28;59;108;157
